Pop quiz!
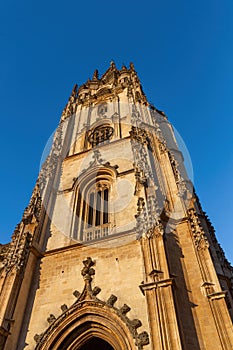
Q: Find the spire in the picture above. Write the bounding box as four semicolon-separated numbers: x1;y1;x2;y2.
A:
71;84;78;98
92;69;99;81
68;84;78;103
110;60;116;68
121;64;127;71
60;84;78;121
130;62;135;71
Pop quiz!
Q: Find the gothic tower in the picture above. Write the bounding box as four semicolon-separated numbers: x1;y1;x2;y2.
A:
0;63;233;350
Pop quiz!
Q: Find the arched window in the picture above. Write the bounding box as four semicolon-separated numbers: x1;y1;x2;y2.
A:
73;168;114;242
87;183;109;227
84;181;110;241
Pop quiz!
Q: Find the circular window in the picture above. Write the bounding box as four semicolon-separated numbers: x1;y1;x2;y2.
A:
88;126;114;147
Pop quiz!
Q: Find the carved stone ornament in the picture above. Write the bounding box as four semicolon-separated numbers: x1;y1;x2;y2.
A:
97;102;107;117
149;108;168;143
79;149;119;177
136;197;145;217
168;151;181;183
167;151;189;198
188;208;209;250
34;257;149;350
64;62;147;108
136;331;150;347
47;314;56;324
145;219;164;239
106;294;117;307
129;126;148;144
38;123;63;193
2;228;32;272
158;141;167;154
60;84;78;121
0;244;10;271
22;181;42;224
130;114;163;242
81;256;95;279
134;165;147;195
60;304;68;312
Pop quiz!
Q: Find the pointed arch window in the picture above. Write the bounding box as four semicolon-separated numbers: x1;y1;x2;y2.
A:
87;183;109;227
73;173;113;242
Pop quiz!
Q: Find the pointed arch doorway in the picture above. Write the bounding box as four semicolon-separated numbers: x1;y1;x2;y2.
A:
34;258;149;350
79;337;114;350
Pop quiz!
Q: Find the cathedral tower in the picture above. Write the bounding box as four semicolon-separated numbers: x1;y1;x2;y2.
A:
0;63;233;350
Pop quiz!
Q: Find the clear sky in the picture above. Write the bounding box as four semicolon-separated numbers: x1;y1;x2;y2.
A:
0;0;233;263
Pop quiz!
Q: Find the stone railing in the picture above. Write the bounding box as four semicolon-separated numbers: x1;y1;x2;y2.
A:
83;223;110;241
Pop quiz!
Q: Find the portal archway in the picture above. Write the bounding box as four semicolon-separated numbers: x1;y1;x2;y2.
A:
34;257;149;350
35;305;136;350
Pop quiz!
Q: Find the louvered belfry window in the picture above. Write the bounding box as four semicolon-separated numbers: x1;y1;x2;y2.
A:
75;180;110;241
87;183;109;227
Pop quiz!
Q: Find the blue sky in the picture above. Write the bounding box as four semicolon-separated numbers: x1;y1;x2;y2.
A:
0;0;233;263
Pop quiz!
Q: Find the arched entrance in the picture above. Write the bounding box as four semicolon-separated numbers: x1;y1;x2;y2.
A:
79;337;114;350
35;306;137;350
34;258;149;350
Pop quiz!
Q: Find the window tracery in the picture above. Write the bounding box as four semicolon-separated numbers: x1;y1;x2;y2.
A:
88;125;114;147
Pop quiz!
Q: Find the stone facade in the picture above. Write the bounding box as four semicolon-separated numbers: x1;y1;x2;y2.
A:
0;62;233;349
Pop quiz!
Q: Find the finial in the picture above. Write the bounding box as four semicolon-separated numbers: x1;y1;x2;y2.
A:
92;69;99;81
71;84;78;97
81;257;97;297
130;62;135;71
110;60;116;68
121;64;127;71
81;257;95;280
